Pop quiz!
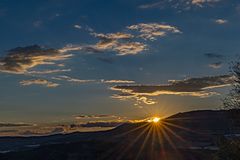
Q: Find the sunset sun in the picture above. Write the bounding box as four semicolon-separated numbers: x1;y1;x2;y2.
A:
149;117;161;123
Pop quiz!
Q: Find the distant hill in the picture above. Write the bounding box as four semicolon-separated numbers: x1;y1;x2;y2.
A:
0;109;239;160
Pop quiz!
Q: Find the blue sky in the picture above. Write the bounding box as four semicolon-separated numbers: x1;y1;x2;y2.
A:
0;0;239;136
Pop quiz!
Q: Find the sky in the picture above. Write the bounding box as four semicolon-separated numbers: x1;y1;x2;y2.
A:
0;0;240;136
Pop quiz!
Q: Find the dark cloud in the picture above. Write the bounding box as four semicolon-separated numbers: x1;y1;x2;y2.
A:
0;45;72;74
97;57;115;64
20;127;64;136
111;75;232;105
0;122;32;127
0;129;18;133
80;122;123;128
204;53;224;59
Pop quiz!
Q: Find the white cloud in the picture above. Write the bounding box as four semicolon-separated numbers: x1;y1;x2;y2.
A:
74;24;82;29
215;19;228;24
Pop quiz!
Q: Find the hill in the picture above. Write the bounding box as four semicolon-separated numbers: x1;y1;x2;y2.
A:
0;109;239;160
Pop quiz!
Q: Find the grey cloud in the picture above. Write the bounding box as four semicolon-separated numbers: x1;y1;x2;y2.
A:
111;75;232;105
80;122;123;128
204;53;224;59
0;129;18;133
97;57;115;64
0;45;72;74
20;127;64;136
0;122;33;128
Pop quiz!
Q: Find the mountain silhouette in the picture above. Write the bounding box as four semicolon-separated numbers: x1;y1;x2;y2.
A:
0;110;239;160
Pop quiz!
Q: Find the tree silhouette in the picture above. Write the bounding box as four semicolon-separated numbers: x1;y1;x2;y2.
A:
223;61;240;110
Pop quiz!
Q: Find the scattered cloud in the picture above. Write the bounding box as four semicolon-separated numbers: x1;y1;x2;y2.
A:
28;69;71;74
209;62;223;69
52;75;95;83
89;32;146;55
192;0;221;6
74;24;82;29
127;23;181;41
102;80;135;84
75;114;121;120
33;20;43;28
138;1;163;9
20;79;60;88
138;0;221;10
91;32;134;40
0;45;72;74
215;19;228;24
60;23;180;56
111;75;232;105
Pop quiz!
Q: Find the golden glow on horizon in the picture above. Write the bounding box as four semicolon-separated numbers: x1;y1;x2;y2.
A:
148;117;161;123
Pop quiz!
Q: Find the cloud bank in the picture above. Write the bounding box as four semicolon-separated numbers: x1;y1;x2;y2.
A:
111;75;232;105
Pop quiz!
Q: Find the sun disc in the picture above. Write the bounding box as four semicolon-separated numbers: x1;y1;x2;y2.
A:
152;117;161;123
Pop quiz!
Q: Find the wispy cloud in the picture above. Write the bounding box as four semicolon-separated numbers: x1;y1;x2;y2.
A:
20;79;60;88
0;45;72;74
79;121;123;128
52;75;95;83
138;0;221;10
111;75;232;105
75;114;121;120
192;0;221;6
209;62;223;69
138;1;163;9
28;69;71;74
0;122;33;127
204;53;225;69
102;80;135;84
127;23;181;41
